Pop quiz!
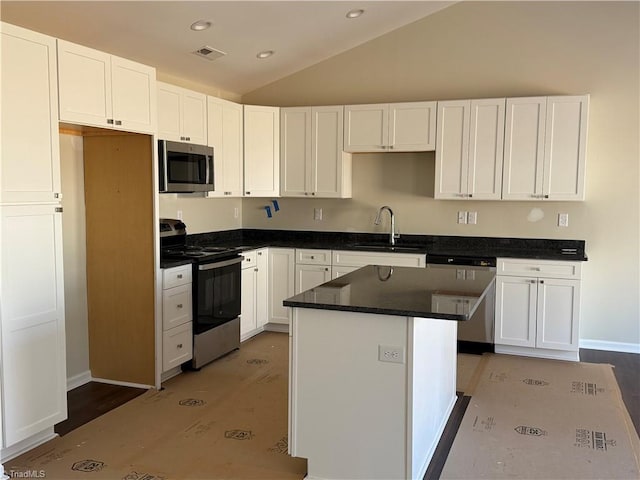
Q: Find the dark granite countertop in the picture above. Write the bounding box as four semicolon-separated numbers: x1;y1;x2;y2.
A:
160;258;193;269
185;229;588;262
283;264;496;321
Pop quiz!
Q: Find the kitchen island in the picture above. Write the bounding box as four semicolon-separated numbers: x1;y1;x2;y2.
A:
284;264;495;480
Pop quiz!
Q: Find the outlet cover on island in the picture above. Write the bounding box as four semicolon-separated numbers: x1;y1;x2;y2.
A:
457;211;467;224
314;208;323;221
468;211;478;224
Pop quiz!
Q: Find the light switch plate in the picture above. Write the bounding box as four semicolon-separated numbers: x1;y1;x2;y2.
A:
468;211;477;224
457;211;467;224
558;213;569;227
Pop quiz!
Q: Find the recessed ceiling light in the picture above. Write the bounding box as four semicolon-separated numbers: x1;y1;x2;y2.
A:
346;9;365;19
190;20;212;31
256;50;274;59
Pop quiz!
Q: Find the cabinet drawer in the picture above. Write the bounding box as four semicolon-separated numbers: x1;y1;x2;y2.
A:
296;249;332;265
497;258;581;279
163;264;192;289
162;322;192;371
162;284;192;330
242;250;257;269
332;250;426;268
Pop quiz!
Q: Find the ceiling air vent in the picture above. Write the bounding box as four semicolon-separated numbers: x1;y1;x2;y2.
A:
193;45;226;61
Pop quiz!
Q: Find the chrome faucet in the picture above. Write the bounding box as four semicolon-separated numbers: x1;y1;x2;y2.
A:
374;205;400;246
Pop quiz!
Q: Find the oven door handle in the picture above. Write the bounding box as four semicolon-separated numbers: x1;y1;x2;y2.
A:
198;256;244;271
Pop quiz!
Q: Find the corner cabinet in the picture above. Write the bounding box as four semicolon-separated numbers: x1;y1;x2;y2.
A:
435;99;505;200
280;106;352;198
1;23;67;451
495;258;581;361
502;95;589;201
157;82;207;145
294;249;332;293
344;101;436;152
244;105;280;197
206;97;244;197
57;39;156;134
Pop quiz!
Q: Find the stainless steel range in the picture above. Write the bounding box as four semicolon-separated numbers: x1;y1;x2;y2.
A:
160;219;242;368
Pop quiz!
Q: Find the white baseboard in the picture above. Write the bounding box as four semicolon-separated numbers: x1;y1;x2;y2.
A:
67;370;92;391
0;427;57;462
263;323;289;334
580;339;640;354
91;377;154;390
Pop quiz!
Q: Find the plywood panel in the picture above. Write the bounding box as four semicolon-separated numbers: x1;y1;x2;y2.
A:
83;134;155;385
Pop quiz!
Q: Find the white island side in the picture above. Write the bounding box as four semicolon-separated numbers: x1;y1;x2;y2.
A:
285;264;496;480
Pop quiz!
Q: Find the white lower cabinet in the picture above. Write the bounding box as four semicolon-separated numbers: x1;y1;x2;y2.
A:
295;249;332;293
495;258;581;361
268;248;295;326
0;204;67;447
161;265;193;376
241;249;269;340
331;250;426;271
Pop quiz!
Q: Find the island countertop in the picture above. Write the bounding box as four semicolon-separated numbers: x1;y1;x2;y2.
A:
284;264;496;320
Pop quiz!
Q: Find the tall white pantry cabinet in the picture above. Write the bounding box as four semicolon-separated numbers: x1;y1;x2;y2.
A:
0;21;67;457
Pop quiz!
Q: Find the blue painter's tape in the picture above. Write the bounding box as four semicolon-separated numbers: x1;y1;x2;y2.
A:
264;206;272;218
272;199;280;211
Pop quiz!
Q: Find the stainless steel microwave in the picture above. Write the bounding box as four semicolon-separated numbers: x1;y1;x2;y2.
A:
158;140;214;193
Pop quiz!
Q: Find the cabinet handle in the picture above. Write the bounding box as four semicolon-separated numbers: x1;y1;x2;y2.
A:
389;145;394;150
177;303;183;309
258;252;262;256
107;118;114;124
530;280;536;284
177;274;183;279
325;267;329;271
186;137;191;141
180;136;185;141
310;256;315;259
540;280;545;284
468;194;473;198
115;120;122;126
254;268;258;272
246;191;251;195
544;195;549;199
177;343;183;349
311;192;315;196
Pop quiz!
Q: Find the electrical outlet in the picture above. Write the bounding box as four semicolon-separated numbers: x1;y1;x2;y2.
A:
468;211;478;225
314;208;323;221
177;210;183;220
378;345;405;364
558;213;569;227
234;207;239;219
457;211;467;224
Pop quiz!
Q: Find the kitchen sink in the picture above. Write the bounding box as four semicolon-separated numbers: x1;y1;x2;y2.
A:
349;243;427;253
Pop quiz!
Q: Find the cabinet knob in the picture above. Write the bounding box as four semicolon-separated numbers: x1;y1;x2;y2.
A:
311;192;315;196
468;194;473;198
544;195;549;199
246;191;251;195
186;137;191;141
530;280;536;284
310;256;315;259
325;267;329;271
107;118;114;124
258;252;262;256
177;343;183;349
540;280;545;284
180;136;185;140
254;268;258;272
177;303;183;308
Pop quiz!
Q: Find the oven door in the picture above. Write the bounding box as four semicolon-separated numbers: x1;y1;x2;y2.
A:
193;256;242;334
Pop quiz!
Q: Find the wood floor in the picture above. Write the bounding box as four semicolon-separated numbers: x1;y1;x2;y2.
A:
56;348;639;479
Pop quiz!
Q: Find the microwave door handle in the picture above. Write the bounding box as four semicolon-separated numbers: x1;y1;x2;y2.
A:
198;256;244;271
207;153;214;187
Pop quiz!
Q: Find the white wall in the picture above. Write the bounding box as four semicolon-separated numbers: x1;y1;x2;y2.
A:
240;2;640;351
59;134;90;386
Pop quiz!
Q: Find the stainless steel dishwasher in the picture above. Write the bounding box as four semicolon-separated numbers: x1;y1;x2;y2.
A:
427;254;496;354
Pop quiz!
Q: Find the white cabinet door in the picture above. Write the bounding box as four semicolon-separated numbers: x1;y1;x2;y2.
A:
255;249;269;328
157;82;206;143
435;98;504;200
536;278;580;351
389;102;436;151
110;55;156;134
207;97;244;197
280;107;311;196
57;39;112;128
543;95;589;201
1;23;61;204
181;90;207;145
344;104;388;152
244;105;280;197
1;205;67;446
58;40;155;134
313;106;350;198
468;99;505;199
435;100;470;199
295;264;332;294
241;264;257;337
332;265;360;279
495;276;537;348
502;97;547;200
268;248;295;325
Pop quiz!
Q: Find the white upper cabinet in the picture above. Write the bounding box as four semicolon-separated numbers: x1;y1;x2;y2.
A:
281;106;351;198
435;99;505;200
1;22;61;204
157;82;207;145
244;105;280;197
206;97;244;197
503;95;588;201
57;40;156;134
344;101;436;152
